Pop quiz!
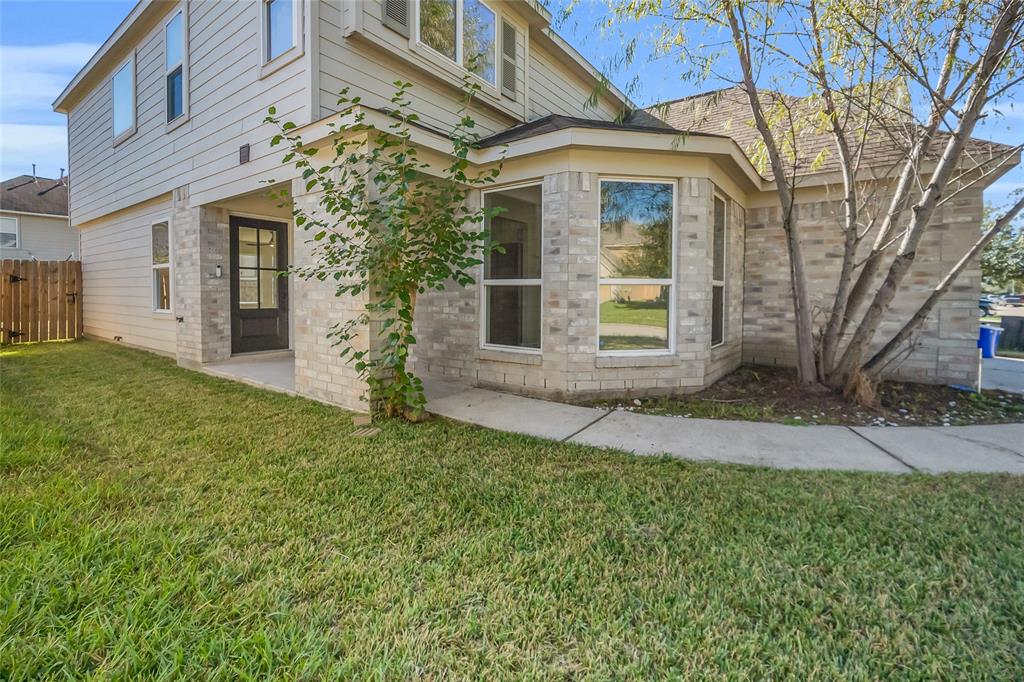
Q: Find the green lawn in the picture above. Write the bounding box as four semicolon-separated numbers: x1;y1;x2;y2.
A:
599;299;669;328
3;341;1024;679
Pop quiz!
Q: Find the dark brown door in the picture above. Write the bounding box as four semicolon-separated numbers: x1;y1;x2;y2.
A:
230;216;289;353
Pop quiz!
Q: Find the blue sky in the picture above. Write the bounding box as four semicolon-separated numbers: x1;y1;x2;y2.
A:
0;0;1019;206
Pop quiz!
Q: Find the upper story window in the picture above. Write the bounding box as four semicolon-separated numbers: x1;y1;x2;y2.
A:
264;0;295;62
111;57;134;141
165;10;185;123
418;0;496;85
598;179;676;354
0;216;19;249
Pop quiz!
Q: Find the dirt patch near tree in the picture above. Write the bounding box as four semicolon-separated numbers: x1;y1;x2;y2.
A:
589;365;1024;426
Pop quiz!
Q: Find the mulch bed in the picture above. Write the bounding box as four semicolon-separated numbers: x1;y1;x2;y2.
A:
591;365;1024;427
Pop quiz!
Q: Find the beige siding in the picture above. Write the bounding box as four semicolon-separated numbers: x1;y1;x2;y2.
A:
79;196;177;355
527;40;619;121
67;0;313;225
0;212;78;261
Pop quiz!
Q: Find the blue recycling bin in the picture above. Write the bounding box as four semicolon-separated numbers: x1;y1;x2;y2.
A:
978;325;1003;358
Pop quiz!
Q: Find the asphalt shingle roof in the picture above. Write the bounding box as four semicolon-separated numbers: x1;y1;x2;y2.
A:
0;175;69;217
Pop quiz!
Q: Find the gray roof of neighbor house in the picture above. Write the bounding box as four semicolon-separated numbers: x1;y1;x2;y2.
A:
0;175;70;217
475;112;717;148
649;86;1019;181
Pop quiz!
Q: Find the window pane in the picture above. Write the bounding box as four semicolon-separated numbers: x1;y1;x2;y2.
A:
600;181;673;279
599;284;669;351
713;196;726;282
485;185;541;280
165;12;183;69
112;62;133;137
259;270;279;309
258;229;277;269
154;268;171;310
463;0;495;84
166;67;183;121
239;268;259;309
420;0;456;60
712;285;724;346
238;227;259;269
267;0;294;60
152;223;169;265
486;285;540;349
0;216;17;248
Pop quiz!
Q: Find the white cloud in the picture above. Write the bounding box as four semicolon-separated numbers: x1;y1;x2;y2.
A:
0;123;68;180
0;43;98;117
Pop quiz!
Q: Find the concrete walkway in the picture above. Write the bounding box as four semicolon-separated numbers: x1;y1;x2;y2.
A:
984;356;1024;394
424;381;1024;474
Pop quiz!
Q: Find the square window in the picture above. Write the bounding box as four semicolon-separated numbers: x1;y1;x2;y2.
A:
599;284;670;351
0;216;18;248
486;285;540;348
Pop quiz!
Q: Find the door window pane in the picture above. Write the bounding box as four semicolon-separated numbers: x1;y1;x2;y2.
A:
267;0;294;60
259;270;279;309
463;0;495;84
238;227;259;268
112;61;133;137
165;12;183;69
600;181;673;279
486;285;540;349
599;284;670;351
420;0;457;60
485;185;541;280
258;229;277;269
152;222;169;265
239;269;259;309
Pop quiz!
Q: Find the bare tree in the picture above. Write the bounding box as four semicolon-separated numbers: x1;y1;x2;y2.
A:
598;0;1024;393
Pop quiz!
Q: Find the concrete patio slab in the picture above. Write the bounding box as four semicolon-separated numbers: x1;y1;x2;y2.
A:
202;352;296;395
852;426;1024;474
569;411;910;472
424;381;607;441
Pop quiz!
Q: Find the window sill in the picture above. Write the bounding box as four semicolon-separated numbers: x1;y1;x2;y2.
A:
595;354;679;368
478;347;542;365
152;310;174;319
258;45;304;80
112;127;136;149
165;114;189;134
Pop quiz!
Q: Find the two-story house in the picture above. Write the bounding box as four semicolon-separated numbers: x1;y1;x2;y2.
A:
55;0;1018;411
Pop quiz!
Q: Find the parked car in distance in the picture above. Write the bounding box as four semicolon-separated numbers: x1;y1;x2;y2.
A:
1001;294;1022;306
980;294;1004;315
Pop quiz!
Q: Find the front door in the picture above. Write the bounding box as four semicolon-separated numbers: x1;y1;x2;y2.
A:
230;216;289;353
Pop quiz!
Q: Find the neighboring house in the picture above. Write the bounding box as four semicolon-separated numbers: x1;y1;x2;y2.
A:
54;0;1019;412
0;174;76;261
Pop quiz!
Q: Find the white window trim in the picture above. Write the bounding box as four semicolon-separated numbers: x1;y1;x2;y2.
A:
414;0;499;90
259;0;305;78
479;181;544;355
0;216;20;250
111;53;136;146
164;5;189;131
597;177;678;357
711;192;728;349
151;217;173;314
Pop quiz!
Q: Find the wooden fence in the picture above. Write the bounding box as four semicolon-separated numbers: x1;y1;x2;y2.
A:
0;259;83;344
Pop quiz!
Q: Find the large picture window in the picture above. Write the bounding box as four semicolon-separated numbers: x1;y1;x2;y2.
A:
482;184;542;350
165;9;185;123
418;0;496;85
111;58;134;140
152;222;171;312
598;179;675;353
711;194;727;347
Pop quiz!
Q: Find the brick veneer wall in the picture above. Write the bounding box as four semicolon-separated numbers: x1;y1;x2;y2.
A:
742;188;982;385
412;172;740;399
172;187;231;366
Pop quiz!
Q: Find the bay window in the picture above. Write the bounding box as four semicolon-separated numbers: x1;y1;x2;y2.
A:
482;184;542;350
598;179;675;353
418;0;497;85
711;194;727;347
152;222;171;312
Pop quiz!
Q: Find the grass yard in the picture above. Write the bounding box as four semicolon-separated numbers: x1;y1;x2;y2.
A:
599;299;669;328
3;341;1024;679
